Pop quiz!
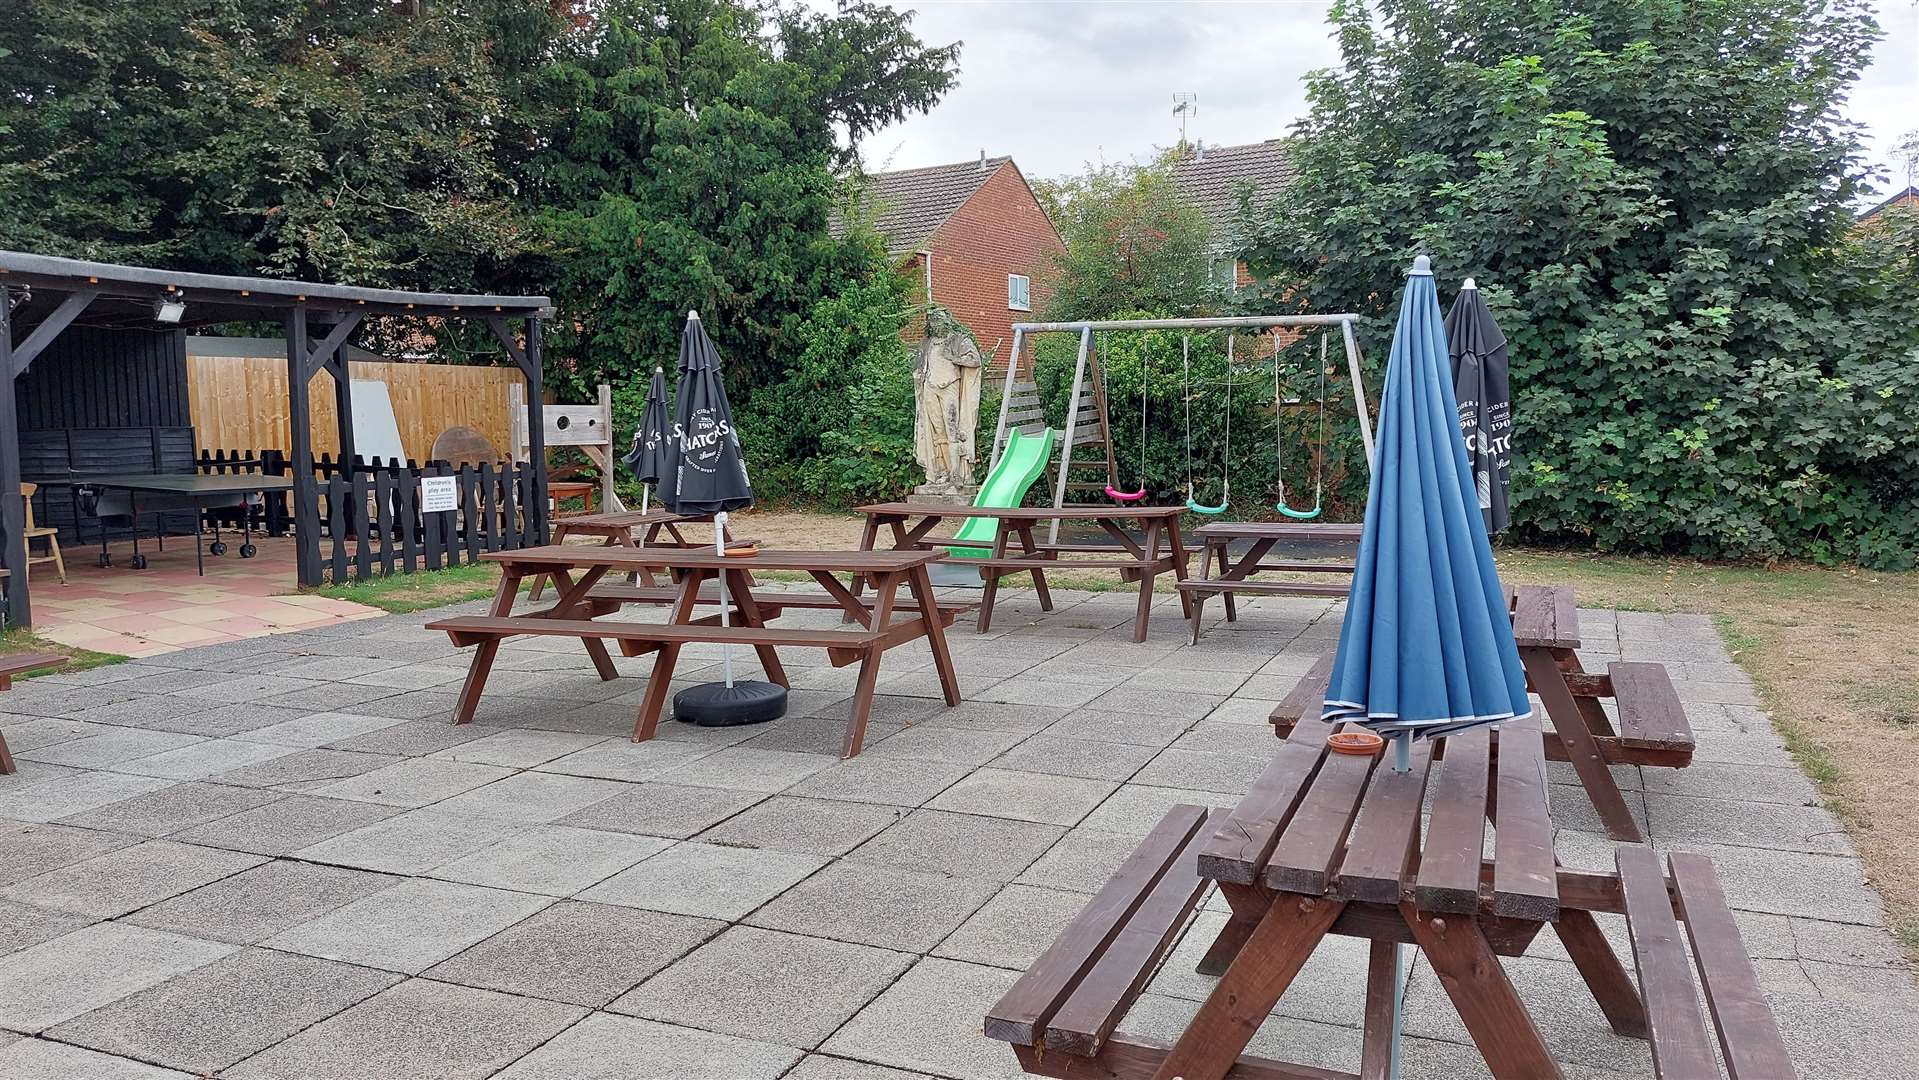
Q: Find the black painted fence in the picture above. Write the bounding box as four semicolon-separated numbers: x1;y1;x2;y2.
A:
317;460;540;585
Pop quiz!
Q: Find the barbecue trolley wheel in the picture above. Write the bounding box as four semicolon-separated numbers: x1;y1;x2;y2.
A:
130;554;149;570
672;680;787;727
239;543;257;558
209;542;228;556
97;553;112;568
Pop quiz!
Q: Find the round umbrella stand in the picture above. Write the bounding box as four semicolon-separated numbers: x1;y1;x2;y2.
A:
672;680;787;727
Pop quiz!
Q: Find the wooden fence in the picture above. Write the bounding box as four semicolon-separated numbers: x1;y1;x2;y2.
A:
316;460;541;585
186;353;522;463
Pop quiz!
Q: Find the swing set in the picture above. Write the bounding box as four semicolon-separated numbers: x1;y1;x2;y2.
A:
989;314;1375;542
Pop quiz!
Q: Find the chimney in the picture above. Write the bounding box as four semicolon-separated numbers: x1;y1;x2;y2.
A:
1195;139;1206;162
978;149;987;171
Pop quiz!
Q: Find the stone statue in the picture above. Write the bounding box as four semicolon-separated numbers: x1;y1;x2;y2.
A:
912;307;985;501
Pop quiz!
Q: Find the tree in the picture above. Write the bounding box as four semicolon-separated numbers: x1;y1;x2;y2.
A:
1250;0;1919;565
1035;154;1217;321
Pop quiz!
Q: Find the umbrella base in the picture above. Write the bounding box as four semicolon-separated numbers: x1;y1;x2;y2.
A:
673;681;788;727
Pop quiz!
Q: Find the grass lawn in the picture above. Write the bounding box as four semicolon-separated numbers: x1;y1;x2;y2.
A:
0;626;127;675
294;507;1919;951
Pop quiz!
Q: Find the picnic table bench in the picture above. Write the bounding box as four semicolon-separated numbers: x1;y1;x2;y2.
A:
1269;583;1694;842
528;508;735;598
428;545;963;757
0;651;69;774
1178;521;1363;642
853;502;1192;642
986;702;1794;1080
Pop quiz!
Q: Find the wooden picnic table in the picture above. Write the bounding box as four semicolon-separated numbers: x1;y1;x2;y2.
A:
429;545;962;757
986;703;1794;1080
529;508;737;598
852;502;1192;643
1179;520;1362;643
1269;582;1695;842
0;651;69;774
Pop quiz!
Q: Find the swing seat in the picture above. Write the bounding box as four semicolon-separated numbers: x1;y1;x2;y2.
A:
1186;496;1229;515
1105;485;1147;502
1276;502;1322;520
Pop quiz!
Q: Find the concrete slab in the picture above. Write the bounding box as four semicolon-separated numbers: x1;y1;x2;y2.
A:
988;735;1156;781
310;758;516;808
0;898;92;957
0;770;177;823
53;781;281;837
1648;792;1854;855
0;1039;195;1079
555;782;767;838
1042;708;1192;747
207;748;405;792
787;755;973;806
613;925;912;1048
321;719;494;757
783;1056;941;1080
111;737;303;781
533;738;716;782
223;978;584;1080
925;768;1117;826
169;794;401;856
845;809;1064;881
292;808;524;874
265;877;552;974
821;957;1026;1080
1015;827;1144;894
0;838;263;918
427;770;629;824
972;678;1107;709
748;860;1000;953
578;841;826;920
932;883;1090;970
654;746;837;793
47;947;399;1075
232;711;410;748
19;729;204;768
0;922;235;1032
697;795;904;856
125;859;401;944
426;900;719;1007
1078;783;1236;836
1132;747;1269;794
490;1012;799;1080
0;822;140;886
428;824;670;895
430;728;610;768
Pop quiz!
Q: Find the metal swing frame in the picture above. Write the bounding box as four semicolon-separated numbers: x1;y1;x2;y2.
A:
989;314;1376;543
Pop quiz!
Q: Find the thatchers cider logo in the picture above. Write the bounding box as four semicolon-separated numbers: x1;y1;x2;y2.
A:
673;408;732;472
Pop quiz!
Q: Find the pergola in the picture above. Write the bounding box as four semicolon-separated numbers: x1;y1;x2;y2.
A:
0;250;554;627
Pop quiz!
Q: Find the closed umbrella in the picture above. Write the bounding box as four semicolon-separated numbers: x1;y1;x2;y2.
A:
1444;279;1513;534
1321;256;1531;1080
661;310;786;726
621;365;671;515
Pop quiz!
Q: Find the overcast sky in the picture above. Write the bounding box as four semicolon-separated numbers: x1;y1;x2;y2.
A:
806;0;1919;204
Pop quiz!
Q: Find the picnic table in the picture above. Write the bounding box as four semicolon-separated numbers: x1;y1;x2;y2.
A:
428;545;963;757
1178;520;1362;643
986;704;1794;1080
852;502;1192;643
1270;583;1694;842
528;508;736;598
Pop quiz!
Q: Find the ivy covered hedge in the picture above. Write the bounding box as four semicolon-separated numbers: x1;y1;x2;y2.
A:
1248;0;1919;567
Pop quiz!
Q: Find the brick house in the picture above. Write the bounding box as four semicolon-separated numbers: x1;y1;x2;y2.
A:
1171;138;1295;292
1859;184;1919;227
835;155;1065;366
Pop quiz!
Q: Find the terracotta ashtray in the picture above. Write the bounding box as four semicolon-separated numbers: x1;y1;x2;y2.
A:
1327;730;1385;756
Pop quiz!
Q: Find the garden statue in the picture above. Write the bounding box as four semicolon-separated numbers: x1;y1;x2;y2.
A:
912;307;985;502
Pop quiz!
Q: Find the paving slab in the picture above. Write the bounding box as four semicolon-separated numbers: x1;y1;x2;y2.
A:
787;754;972;806
233;711;411;748
490;1011;799;1080
428;824;671;895
0;898;93;957
0;838;264;918
19;729;204;769
534;738;715;782
857;725;1028;766
0;822;140;886
846;808;1064;881
111;737;303;781
425;900;719;1007
265;877;552;974
0;1039;196;1079
1647;792;1854;855
321;718;493;757
1042;708;1193;747
47;947;399;1075
741;716;904;756
207;747;405;792
555;781;767;838
613;925;912;1048
988;734;1156;781
748;860;1000;953
932;883;1090;970
925;767;1117;826
821;957;1026;1080
53;780;282;837
697;795;904;856
578;841;826;920
427;770;630;824
0;770;177;822
1015;827;1146;894
784;1056;942;1080
292;808;524;874
168;794;401;855
125;859;401;944
0;922;236;1032
654;746;837;792
429;728;609;768
1078;783;1237;835
223;977;584;1080
1402;954;1653;1074
1664;841;1888;924
973;678;1108;709
310;757;515;807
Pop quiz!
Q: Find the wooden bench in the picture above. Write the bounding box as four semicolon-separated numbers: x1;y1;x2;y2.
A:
1179;521;1363;643
0;651;69;774
580;584;972;622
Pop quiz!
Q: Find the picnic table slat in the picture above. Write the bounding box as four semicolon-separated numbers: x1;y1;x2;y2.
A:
985;804;1210;1046
1265;743;1379;895
1511;584;1565;648
1617;845;1721;1080
1413;726;1492;914
1197;693;1337;885
855;501;1186;521
428;614;892;650
1336;742;1435;904
1611;662;1695;750
1191;521;1365;542
1670;852;1798;1080
1045;809;1228;1057
486;545;940;572
1269;651;1337;725
1490;714;1559;921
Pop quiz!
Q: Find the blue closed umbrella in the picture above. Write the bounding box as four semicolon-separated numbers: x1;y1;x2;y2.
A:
1322;255;1530;750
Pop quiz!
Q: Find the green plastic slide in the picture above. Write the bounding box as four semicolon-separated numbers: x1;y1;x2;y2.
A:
948;427;1056;559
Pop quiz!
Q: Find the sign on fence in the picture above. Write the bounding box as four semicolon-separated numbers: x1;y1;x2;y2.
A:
420;476;459;514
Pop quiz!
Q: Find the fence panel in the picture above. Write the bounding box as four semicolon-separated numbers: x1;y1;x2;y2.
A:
312;459;541;585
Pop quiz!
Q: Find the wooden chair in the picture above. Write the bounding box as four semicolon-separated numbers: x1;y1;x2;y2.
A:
19;484;65;584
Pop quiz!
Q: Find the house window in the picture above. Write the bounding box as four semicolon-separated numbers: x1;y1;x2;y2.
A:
1007;274;1031;311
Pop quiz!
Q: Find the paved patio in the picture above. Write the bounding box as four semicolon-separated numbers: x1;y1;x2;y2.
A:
0;584;1913;1079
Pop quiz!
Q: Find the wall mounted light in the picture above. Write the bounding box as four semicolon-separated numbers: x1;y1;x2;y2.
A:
154;294;187;323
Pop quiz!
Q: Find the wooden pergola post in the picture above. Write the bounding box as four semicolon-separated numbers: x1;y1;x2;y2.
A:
0;298;27;627
486;315;549;546
286;306;364;587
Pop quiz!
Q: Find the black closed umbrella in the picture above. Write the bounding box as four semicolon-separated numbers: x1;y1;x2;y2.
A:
1445;279;1514;534
621;365;671;515
662;310;785;726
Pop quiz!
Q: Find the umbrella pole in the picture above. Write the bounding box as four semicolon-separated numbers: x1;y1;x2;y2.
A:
1388;730;1411;1080
716;512;733;688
